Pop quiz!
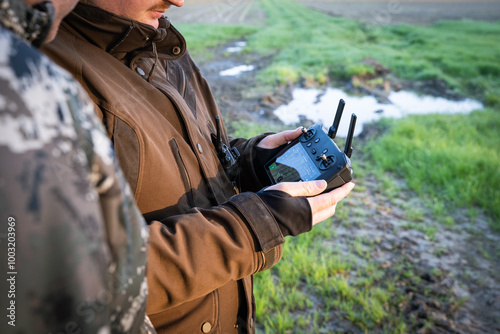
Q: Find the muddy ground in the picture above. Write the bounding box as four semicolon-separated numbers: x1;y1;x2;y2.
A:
167;2;500;333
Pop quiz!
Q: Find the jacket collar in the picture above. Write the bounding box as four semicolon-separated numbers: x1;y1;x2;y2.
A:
63;2;186;62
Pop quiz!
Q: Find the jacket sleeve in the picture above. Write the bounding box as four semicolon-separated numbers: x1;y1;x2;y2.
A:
146;183;314;314
146;191;286;313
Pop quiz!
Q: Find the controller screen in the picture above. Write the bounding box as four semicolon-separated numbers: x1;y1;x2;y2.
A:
267;143;320;183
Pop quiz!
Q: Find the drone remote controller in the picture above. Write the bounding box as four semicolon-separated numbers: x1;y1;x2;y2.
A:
265;99;357;191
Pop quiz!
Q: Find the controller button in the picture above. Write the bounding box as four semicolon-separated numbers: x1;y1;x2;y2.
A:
322;149;328;154
319;155;336;170
307;142;312;147
314;138;320;143
300;129;316;142
311;149;317;154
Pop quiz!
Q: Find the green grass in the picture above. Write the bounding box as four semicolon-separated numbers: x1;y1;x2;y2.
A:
175;24;257;59
178;0;500;105
402;223;438;240
179;0;500;106
247;0;500;105
365;109;500;229
229;120;287;139
253;214;408;333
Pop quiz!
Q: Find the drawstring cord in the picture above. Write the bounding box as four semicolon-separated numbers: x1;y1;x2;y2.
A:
106;22;166;82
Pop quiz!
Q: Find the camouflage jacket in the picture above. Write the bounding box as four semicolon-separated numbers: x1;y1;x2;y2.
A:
0;9;154;334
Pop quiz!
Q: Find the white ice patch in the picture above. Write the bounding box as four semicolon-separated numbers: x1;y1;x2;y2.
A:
219;65;255;77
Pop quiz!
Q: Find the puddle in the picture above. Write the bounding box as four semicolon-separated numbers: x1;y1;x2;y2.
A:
225;41;247;53
273;88;483;137
219;65;255;77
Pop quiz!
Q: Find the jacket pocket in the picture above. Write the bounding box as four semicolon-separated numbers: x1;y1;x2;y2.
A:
148;290;219;334
112;117;141;195
168;138;195;208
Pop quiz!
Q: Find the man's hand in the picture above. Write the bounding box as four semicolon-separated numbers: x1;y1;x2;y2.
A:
265;180;355;225
257;127;303;149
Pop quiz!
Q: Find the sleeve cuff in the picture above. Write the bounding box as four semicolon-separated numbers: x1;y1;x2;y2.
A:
225;192;285;252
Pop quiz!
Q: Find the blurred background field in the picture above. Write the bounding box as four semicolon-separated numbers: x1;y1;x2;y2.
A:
168;0;500;332
169;0;500;25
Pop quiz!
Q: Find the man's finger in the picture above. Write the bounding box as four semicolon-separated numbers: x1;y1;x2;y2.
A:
313;182;355;210
307;182;355;222
327;181;355;205
280;127;303;143
312;205;337;226
265;180;327;197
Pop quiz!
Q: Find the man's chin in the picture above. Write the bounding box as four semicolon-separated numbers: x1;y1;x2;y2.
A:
144;18;160;29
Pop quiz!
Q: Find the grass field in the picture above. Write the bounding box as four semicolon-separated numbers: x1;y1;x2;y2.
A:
175;0;500;331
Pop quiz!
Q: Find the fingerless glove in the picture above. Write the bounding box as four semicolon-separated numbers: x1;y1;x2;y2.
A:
256;189;312;237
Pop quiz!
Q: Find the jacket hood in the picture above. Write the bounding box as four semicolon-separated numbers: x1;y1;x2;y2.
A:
0;0;54;47
63;2;186;62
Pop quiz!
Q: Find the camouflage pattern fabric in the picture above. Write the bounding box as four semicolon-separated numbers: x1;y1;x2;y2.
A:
0;0;53;46
0;20;154;334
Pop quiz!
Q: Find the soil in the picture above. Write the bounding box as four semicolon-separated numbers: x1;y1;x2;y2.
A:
339;128;500;333
167;2;500;333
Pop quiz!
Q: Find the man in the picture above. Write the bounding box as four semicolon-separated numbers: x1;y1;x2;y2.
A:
43;1;355;332
0;0;154;332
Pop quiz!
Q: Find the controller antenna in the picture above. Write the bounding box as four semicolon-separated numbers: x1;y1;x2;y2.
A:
344;113;357;158
328;99;345;139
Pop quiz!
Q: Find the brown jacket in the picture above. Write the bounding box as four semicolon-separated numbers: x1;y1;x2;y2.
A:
43;3;303;333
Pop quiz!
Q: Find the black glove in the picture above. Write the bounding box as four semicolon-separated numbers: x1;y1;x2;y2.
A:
256;189;312;237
